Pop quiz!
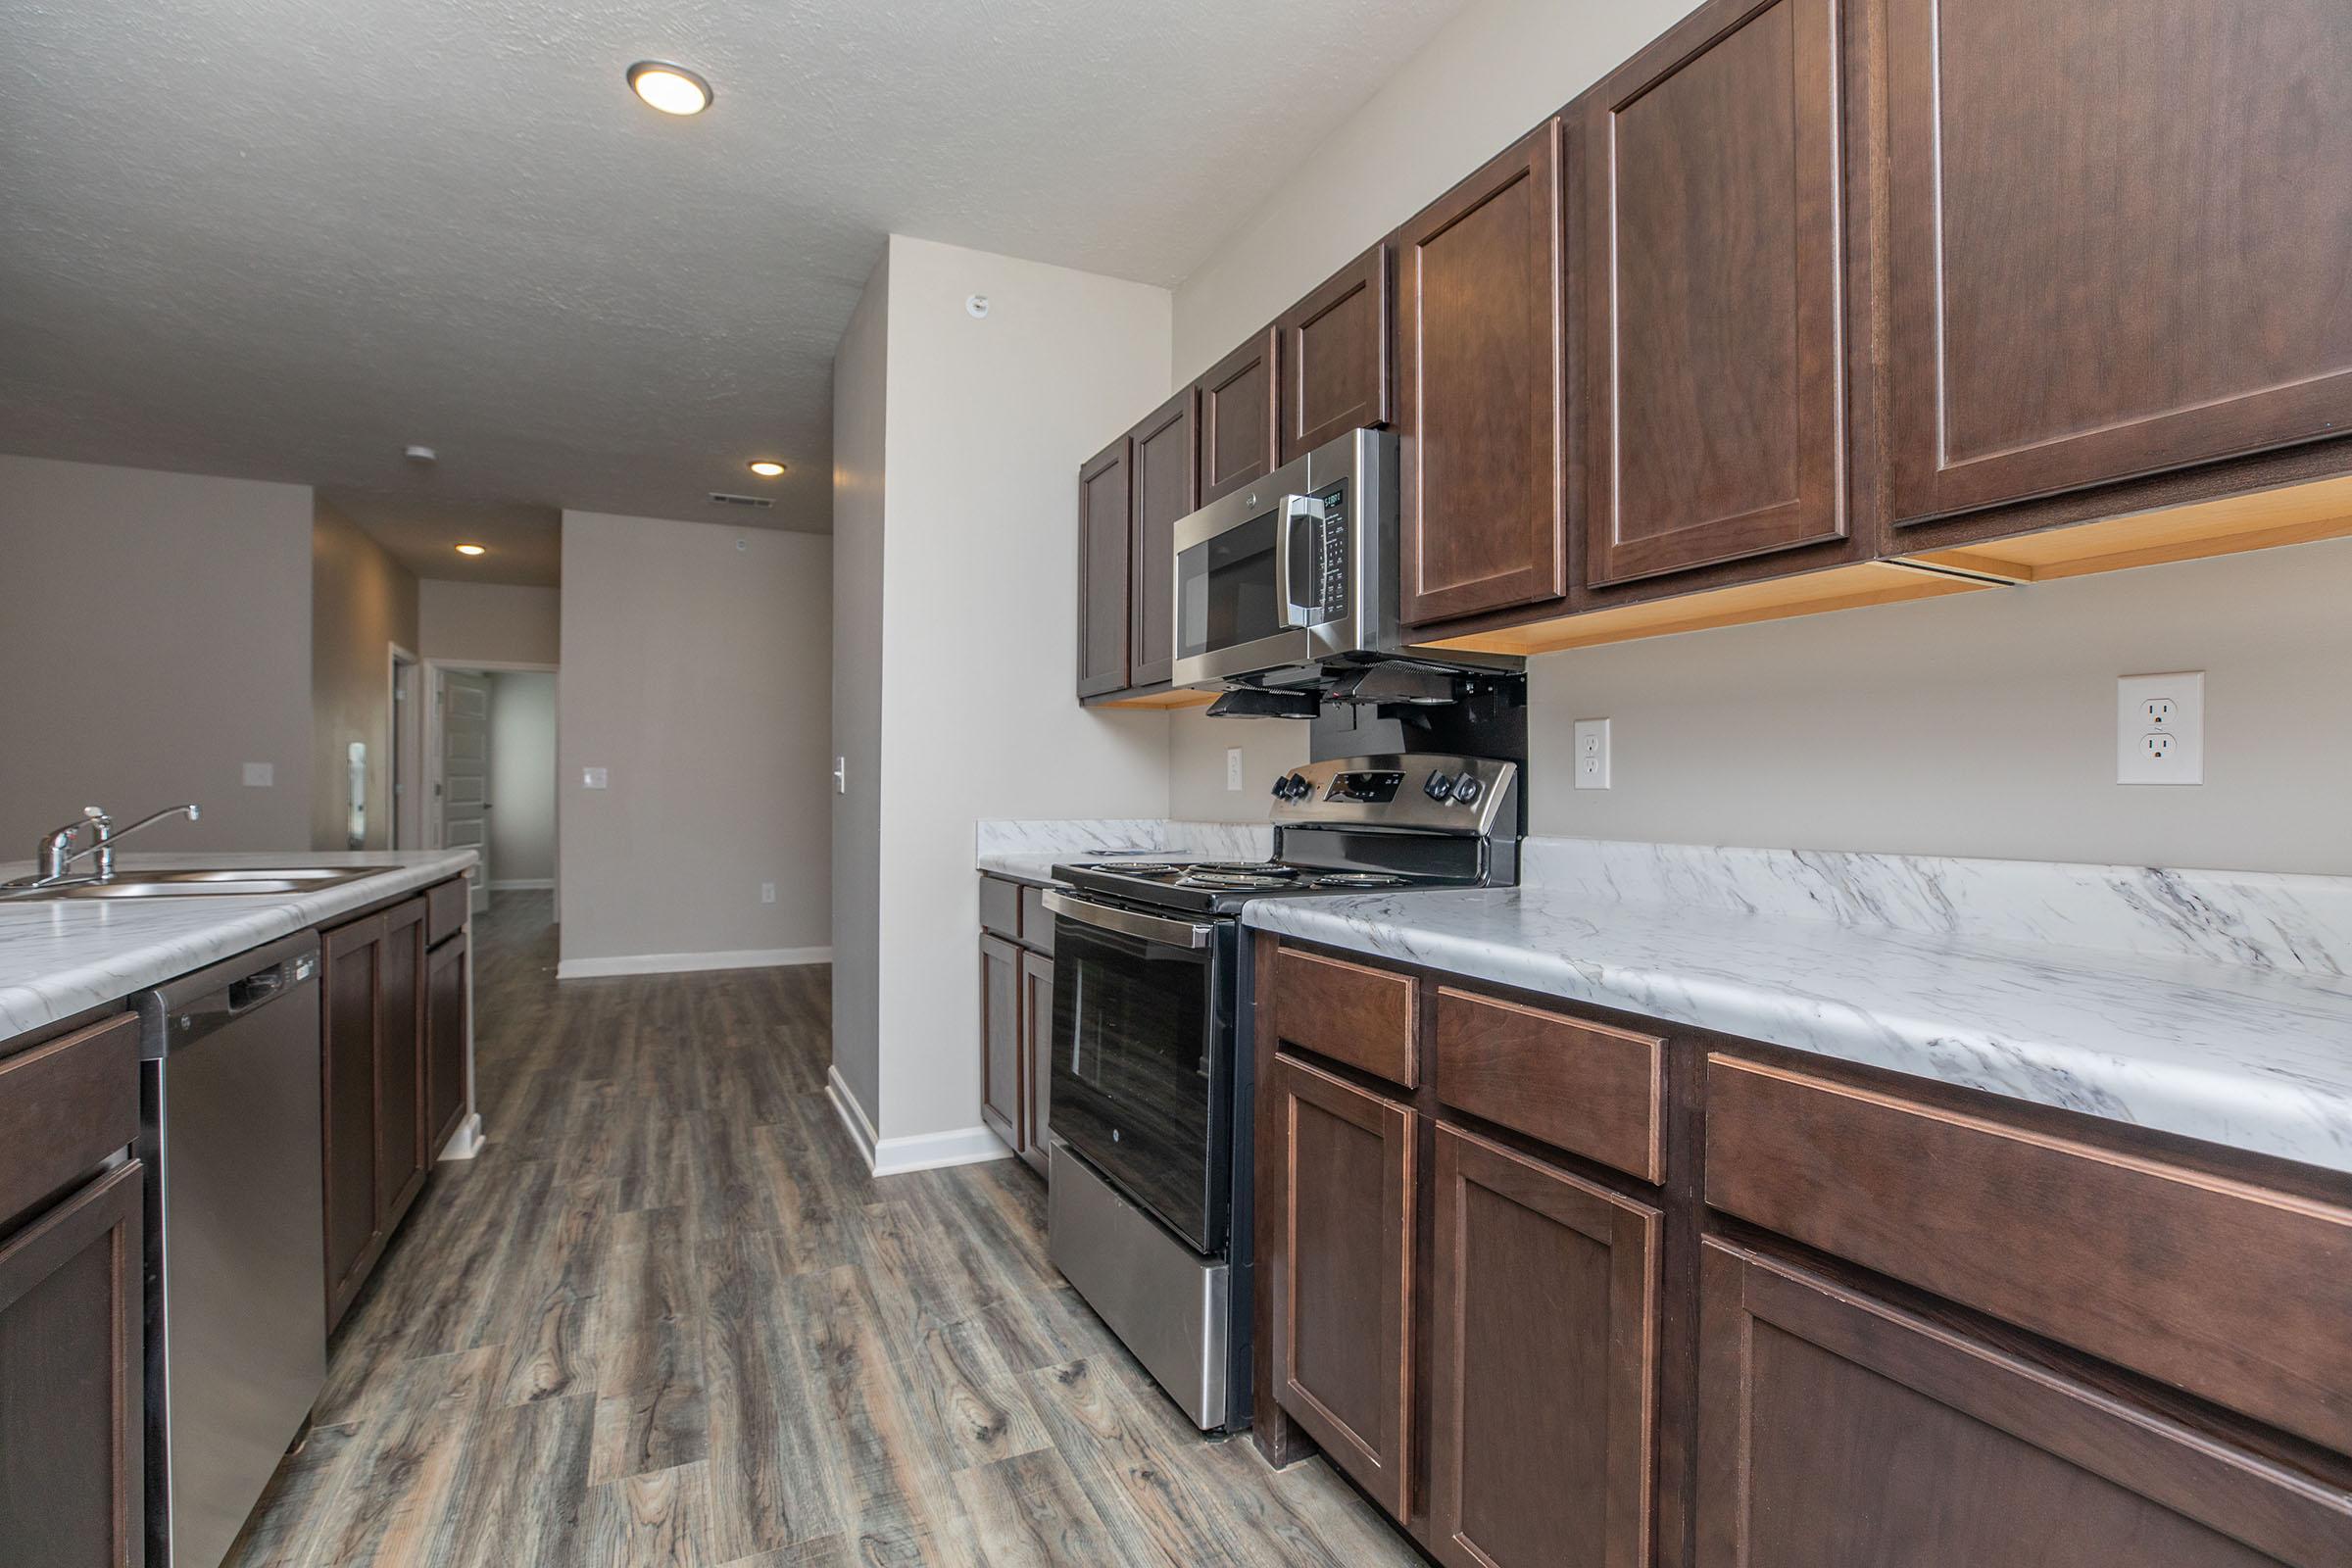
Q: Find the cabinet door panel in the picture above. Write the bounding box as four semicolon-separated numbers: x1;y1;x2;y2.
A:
1076;437;1134;699
1019;951;1054;1176
425;934;468;1157
980;934;1023;1154
1397;121;1569;625
0;1162;142;1568
1272;1053;1414;1518
1129;388;1198;690
1695;1240;2352;1568
1199;327;1279;504
1585;0;1847;585
1429;1124;1657;1568
376;899;428;1229
1280;244;1394;463
1883;0;2352;522
321;914;382;1315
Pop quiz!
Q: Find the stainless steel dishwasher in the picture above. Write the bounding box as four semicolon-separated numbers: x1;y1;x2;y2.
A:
134;931;327;1568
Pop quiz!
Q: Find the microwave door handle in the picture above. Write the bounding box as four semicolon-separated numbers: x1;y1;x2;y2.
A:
1274;494;1328;629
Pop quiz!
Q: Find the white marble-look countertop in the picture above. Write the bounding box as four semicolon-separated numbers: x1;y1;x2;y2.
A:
0;850;478;1041
976;819;1275;887
1245;841;2352;1177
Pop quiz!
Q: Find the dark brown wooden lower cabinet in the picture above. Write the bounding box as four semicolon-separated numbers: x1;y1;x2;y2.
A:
1694;1239;2352;1568
1272;1053;1416;1518
1428;1124;1659;1568
424;932;468;1157
1018;949;1054;1175
375;898;428;1233
321;893;434;1331
979;933;1023;1154
0;1160;142;1568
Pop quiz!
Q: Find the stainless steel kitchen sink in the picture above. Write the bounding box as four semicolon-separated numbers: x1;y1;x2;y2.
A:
0;867;382;900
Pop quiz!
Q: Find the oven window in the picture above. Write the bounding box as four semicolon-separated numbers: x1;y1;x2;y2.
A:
1049;914;1228;1253
1176;511;1281;660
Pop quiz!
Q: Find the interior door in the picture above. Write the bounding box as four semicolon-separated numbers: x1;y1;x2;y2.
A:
439;670;492;913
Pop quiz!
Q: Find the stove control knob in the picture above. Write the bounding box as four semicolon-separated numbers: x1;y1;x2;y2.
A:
1268;775;1289;800
1423;769;1455;802
1278;772;1312;802
1451;773;1484;807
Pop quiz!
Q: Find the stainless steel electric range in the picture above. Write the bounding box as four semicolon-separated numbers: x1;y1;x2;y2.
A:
1040;753;1520;1431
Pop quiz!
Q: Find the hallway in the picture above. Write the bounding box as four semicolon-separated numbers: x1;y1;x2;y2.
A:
225;891;1415;1567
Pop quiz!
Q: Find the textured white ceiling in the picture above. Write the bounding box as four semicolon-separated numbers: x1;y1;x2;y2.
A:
0;0;1469;585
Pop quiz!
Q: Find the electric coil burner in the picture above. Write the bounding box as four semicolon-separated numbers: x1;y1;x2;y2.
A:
1041;754;1520;1433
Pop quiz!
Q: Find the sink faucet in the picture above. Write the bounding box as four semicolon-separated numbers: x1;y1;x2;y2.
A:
24;803;200;886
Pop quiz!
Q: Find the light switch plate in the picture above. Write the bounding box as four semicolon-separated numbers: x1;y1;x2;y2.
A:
242;761;273;787
2117;672;2203;785
1573;718;1611;790
582;766;610;790
1226;747;1244;791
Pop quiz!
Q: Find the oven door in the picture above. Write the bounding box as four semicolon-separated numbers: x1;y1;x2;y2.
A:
1045;892;1235;1255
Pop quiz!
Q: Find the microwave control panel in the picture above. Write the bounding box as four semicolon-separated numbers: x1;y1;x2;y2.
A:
1310;481;1349;617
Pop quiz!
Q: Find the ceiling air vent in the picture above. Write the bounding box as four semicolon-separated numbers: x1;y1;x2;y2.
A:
709;491;774;509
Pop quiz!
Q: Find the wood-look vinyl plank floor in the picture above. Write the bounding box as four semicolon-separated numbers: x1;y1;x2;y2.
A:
225;890;1420;1568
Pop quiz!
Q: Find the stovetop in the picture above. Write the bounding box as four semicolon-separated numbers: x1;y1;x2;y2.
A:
1052;858;1488;916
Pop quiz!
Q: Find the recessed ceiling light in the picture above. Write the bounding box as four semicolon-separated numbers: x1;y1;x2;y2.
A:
455;543;488;557
748;460;787;477
627;61;712;116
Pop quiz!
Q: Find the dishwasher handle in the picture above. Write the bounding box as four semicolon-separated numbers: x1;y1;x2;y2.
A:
138;930;321;1058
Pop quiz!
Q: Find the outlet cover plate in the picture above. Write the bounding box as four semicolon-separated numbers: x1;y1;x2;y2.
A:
2117;672;2203;785
1574;718;1612;790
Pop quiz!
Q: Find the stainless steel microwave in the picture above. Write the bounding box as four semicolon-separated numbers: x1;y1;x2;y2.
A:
1171;427;1398;689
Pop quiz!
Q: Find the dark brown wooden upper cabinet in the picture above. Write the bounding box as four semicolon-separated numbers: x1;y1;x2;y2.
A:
1198;326;1280;504
1278;243;1394;464
1582;0;1849;587
1396;120;1570;627
1879;0;2352;527
1128;387;1198;690
1075;435;1133;700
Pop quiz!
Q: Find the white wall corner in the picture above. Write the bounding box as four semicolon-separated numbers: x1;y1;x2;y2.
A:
826;1064;881;1172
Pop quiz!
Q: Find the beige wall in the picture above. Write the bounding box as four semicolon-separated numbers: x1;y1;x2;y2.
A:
830;249;890;1120
311;500;418;851
418;577;561;665
1526;537;2352;876
557;511;832;966
486;670;557;886
1167;711;1314;822
0;455;313;853
841;235;1174;1145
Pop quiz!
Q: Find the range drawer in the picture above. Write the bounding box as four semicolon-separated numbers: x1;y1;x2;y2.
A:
1706;1054;2352;1454
1271;945;1417;1089
1436;986;1663;1182
0;1012;139;1226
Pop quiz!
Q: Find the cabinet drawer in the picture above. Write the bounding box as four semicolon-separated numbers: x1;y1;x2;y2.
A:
1019;885;1054;956
0;1013;139;1225
1436;988;1662;1182
1706;1054;2352;1454
978;875;1021;941
1271;946;1417;1088
426;875;469;947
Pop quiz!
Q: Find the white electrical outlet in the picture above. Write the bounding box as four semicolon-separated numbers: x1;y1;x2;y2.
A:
1573;718;1612;790
2117;672;2203;785
582;766;609;790
760;882;777;906
1226;747;1245;792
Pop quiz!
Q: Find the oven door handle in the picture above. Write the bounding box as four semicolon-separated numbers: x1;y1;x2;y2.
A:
1043;888;1215;950
1273;493;1328;629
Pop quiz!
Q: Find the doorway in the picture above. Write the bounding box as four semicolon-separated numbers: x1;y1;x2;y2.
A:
389;646;421;849
427;660;558;918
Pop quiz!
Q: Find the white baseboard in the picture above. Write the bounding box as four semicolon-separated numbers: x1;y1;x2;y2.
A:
872;1124;1015;1176
826;1065;879;1169
557;946;832;979
824;1065;1013;1176
488;878;554;892
437;1112;485;1162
